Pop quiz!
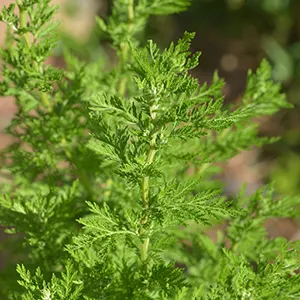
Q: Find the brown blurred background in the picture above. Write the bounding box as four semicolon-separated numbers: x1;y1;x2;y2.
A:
1;0;300;244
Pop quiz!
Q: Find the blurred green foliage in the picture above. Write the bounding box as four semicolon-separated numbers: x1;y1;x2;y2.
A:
175;0;300;86
164;0;300;196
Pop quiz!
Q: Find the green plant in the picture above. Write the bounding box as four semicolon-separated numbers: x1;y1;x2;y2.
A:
0;0;299;299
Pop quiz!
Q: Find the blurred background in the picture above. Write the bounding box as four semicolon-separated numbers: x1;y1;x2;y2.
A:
1;0;300;247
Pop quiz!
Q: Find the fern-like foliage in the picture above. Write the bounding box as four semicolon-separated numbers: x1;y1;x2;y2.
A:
0;0;299;299
166;184;300;299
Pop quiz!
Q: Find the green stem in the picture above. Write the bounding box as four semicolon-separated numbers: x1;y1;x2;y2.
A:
118;44;128;97
118;0;134;96
128;0;134;26
18;3;31;48
17;1;51;110
140;107;158;264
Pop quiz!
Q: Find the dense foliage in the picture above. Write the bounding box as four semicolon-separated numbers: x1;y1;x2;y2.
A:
0;0;299;299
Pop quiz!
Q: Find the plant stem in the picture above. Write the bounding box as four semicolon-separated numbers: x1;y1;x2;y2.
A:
118;0;134;96
17;1;51;110
140;107;158;264
127;0;135;25
18;7;31;47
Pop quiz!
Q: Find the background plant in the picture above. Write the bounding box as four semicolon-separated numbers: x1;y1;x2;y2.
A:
161;0;300;198
0;0;299;299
